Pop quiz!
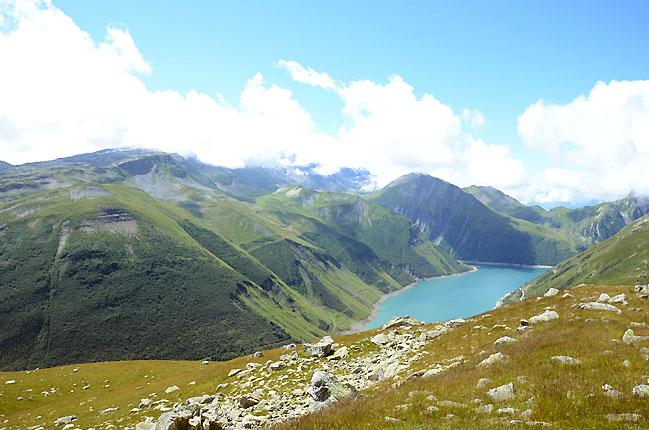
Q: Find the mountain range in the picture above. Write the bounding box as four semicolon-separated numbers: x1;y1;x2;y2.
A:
1;148;648;371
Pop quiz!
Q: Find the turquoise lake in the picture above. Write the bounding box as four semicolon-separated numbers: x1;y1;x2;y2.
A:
364;264;549;330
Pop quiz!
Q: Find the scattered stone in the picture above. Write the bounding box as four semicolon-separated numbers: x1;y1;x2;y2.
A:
228;368;242;378
201;360;209;365
384;416;403;423
487;383;515;402
447;318;466;328
475;403;494;414
5;380;16;385
382;315;421;330
544;288;559;297
609;293;628;305
251;351;264;358
562;293;573;299
623;329;649;344
425;405;440;413
497;407;518;415
477;378;492;389
54;416;77;426
283;343;297;351
164;385;180;394
98;407;119;415
519;319;530;327
551;356;581;365
303;336;335;357
529;310;559;324
494;336;518;347
135;423;156;430
239;392;261;408
632;384;649;397
598;293;611;302
308;371;357;405
437;400;467;409
269;361;286;371
477;352;509;367
578;302;622;314
370;333;390;347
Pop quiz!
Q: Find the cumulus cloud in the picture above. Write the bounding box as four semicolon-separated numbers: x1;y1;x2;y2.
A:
0;0;523;196
517;80;649;202
461;108;486;128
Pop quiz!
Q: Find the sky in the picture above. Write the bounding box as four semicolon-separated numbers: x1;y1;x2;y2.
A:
0;0;648;206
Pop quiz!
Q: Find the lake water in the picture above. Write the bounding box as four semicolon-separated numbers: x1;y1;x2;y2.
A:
364;264;549;330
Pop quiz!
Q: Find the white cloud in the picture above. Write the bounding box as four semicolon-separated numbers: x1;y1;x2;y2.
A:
0;0;524;197
517;80;649;202
277;60;336;90
461;108;486;128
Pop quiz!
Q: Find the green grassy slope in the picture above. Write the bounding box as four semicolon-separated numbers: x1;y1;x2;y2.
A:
371;174;581;265
503;213;649;304
0;184;299;371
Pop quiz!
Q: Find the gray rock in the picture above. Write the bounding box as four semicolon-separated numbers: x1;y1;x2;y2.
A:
370;333;390;347
551;356;581;365
529;310;559;324
283;343;297;351
597;293;611;302
478;352;509;367
55;415;77;426
188;416;202;430
251;351;264;358
544;288;559;297
497;407;518;415
308;371;357;404
164;385;180;394
239;392;261;408
98;407;119;415
477;378;492;389
303;336;334;357
487;383;515;402
632;384;649;397
623;328;649;344
609;293;627;305
269;361;287;371
329;346;349;360
155;412;178;430
578;302;621;314
475;403;493;414
447;318;466;328
382;315;421;330
438;400;467;409
494;336;518;347
136;423;156;430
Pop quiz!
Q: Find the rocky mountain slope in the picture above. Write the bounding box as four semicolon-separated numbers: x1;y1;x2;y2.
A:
1;282;648;429
465;185;649;246
502;213;649;305
370;174;582;265
0;151;465;371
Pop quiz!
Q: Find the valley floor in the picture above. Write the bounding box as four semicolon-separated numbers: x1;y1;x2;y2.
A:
1;283;648;429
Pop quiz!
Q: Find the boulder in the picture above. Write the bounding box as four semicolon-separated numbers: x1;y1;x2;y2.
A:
283;343;297;351
303;336;334;357
329;346;349;360
494;336;518;347
632;384;649;397
529;310;559;324
578;302;621;314
308;371;357;404
269;361;287;371
475;403;493;414
54;416;77;426
487;383;515;402
477;352;509;368
447;318;466;328
239;392;262;408
370;333;390;347
165;385;180;394
597;293;611;302
551;356;581;365
155;412;178;430
622;329;649;344
544;288;559;297
382;315;421;330
609;294;627;305
251;351;264;358
98;407;119;415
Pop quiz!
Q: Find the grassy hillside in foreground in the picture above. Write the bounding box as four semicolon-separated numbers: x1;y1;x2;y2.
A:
1;282;647;429
502;213;649;305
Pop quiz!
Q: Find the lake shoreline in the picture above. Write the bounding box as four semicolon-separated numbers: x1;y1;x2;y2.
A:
340;266;478;335
459;260;553;269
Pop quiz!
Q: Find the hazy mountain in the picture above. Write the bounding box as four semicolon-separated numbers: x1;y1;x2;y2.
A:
369;174;582;265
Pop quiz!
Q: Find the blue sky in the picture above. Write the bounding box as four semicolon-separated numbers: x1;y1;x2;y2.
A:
1;1;649;206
